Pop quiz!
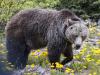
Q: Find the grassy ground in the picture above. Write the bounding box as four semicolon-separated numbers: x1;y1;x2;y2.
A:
0;25;100;75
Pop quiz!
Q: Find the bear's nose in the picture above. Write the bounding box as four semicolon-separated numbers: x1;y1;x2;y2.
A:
75;44;81;49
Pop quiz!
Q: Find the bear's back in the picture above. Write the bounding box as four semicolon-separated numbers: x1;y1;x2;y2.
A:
5;8;58;31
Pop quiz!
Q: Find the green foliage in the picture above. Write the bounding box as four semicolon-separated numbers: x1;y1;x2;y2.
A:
0;0;59;22
55;0;100;19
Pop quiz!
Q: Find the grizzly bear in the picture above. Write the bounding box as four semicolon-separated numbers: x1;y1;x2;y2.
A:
5;8;89;69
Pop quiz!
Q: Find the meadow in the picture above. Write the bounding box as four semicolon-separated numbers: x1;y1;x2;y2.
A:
0;24;100;75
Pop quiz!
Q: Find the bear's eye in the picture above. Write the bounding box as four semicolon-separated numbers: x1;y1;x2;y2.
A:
72;35;78;40
70;27;73;29
82;36;86;41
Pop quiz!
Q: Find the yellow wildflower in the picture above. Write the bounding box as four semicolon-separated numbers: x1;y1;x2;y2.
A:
65;68;74;73
50;65;54;68
37;49;41;52
30;51;35;56
85;54;92;62
55;62;63;68
96;60;100;65
31;64;35;68
26;65;29;67
41;52;48;57
86;57;92;62
92;49;100;55
75;55;80;59
34;56;38;58
97;40;100;44
83;66;87;69
71;73;74;75
93;72;97;75
65;69;71;73
50;62;63;68
86;55;91;58
73;56;76;59
50;63;55;68
27;73;31;75
89;27;96;32
80;48;86;55
89;73;92;75
71;70;74;73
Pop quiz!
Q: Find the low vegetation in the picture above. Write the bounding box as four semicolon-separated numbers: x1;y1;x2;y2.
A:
0;24;100;75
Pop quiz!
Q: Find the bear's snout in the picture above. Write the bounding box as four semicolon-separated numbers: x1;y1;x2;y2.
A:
75;44;81;50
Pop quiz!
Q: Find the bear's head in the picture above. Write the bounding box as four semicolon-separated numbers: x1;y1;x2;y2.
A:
65;22;89;49
65;21;89;50
59;9;89;50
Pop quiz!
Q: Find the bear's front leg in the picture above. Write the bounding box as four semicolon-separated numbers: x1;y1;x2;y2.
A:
61;43;73;65
47;43;62;69
47;28;66;68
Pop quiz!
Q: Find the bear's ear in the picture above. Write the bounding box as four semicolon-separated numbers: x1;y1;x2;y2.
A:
68;19;75;25
63;18;76;27
68;18;80;25
60;9;74;17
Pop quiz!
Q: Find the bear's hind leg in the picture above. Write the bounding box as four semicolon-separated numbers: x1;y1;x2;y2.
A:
6;37;30;69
